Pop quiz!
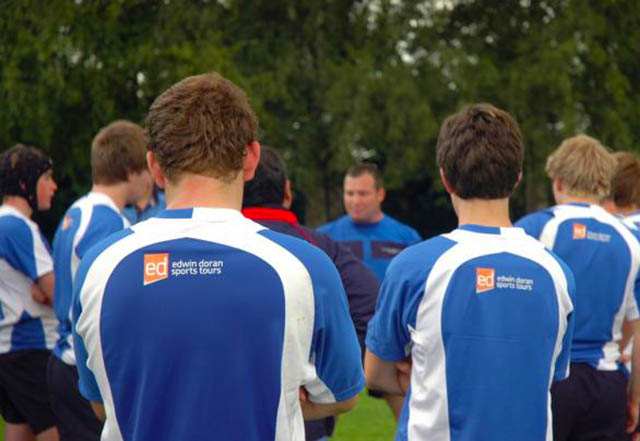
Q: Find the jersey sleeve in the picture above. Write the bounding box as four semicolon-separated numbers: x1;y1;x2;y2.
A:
307;251;365;402
72;247;103;402
75;206;126;260
628;230;640;321
1;216;53;281
365;255;426;361
366;237;454;361
259;230;365;404
407;227;422;244
553;258;576;382
72;228;132;403
515;211;553;240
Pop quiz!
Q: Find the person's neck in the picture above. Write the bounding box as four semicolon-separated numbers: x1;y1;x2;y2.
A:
454;196;512;228
2;196;32;218
556;194;600;206
614;204;639;216
91;184;128;211
164;173;244;210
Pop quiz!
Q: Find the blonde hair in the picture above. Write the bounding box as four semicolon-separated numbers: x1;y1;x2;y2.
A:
545;134;615;199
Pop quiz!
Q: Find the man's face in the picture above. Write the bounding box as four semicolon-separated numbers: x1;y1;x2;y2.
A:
343;173;384;224
36;169;57;211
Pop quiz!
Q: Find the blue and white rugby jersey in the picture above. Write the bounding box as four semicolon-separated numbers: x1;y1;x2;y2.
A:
0;205;58;353
52;192;128;365
72;208;364;441
517;203;640;370
626;211;640;230
366;225;575;441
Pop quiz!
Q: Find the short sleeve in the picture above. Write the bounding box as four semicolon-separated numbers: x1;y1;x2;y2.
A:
365;256;427;361
515;211;553;240
366;236;455;361
72;249;103;402
553;258;576;382
259;230;365;404
75;206;126;260
1;216;52;281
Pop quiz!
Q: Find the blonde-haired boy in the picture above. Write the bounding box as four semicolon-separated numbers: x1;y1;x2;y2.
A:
517;134;640;439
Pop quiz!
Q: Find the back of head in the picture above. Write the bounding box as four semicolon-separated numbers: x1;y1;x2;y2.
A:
92;120;148;185
609;151;640;208
345;163;384;189
545;134;615;200
243;145;287;208
0;143;53;209
146;72;258;183
436;103;524;199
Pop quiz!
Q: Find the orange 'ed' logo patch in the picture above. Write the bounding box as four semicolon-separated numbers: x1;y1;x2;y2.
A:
573;223;587;239
61;214;71;231
144;253;169;286
476;268;495;293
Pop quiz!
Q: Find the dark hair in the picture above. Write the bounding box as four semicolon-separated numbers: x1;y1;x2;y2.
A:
436;103;524;199
243;145;286;208
92;120;148;185
610;151;640;207
0;144;52;210
346;163;383;189
146;72;258;183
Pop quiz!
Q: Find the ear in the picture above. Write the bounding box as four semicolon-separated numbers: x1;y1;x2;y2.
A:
513;171;523;190
147;151;166;189
440;168;454;195
376;186;386;204
283;179;293;209
243;141;261;182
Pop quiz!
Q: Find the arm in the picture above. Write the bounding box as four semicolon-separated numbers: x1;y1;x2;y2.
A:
33;271;55;304
364;351;405;396
620;319;633;364
627;320;640;433
299;388;358;420
90;402;105;422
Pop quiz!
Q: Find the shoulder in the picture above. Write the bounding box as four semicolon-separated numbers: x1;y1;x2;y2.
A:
258;229;337;273
0;210;33;238
514;208;556;238
317;215;350;233
382;215;420;241
386;235;457;281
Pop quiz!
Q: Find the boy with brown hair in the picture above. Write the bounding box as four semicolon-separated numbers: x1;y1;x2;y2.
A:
71;73;364;441
48;120;151;441
365;104;574;441
603;151;640;227
517;135;640;440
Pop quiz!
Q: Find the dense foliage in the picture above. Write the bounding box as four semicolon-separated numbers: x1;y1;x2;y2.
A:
2;0;638;238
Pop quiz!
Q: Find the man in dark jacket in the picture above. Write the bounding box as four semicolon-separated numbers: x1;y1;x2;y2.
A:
243;146;379;441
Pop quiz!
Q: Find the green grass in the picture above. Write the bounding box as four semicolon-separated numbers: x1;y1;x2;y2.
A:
332;390;397;440
0;390;395;441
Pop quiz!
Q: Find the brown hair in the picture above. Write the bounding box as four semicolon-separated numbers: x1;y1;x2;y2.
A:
609;151;640;207
436;103;524;199
346;163;384;189
545;134;615;199
145;72;258;183
91;120;148;185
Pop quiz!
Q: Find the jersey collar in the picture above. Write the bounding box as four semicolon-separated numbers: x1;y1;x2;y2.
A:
458;224;526;238
154;207;245;223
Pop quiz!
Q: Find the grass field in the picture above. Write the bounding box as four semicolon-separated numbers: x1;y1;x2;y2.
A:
333;390;397;440
0;390;395;440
